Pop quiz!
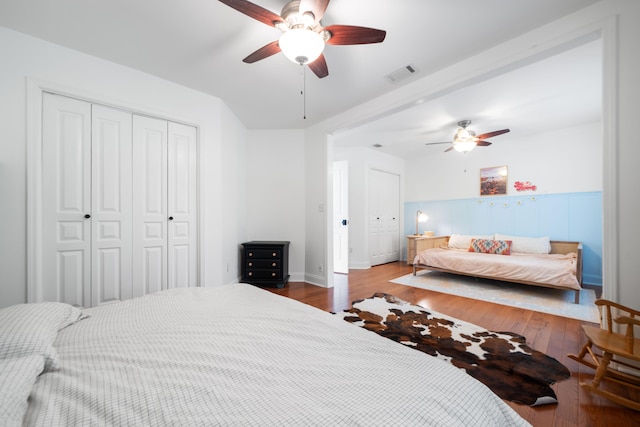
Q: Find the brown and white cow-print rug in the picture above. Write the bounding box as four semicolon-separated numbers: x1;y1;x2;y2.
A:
340;293;570;406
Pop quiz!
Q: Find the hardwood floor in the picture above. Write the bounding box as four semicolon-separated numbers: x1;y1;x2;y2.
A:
266;261;640;427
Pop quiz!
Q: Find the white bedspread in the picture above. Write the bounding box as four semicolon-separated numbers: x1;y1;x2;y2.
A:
414;247;580;291
24;284;529;426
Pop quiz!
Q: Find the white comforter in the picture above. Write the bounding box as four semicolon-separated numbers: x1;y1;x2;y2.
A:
414;247;581;291
25;284;529;426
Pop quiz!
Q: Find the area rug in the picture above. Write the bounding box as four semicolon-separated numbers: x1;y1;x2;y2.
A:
391;271;599;323
340;293;570;406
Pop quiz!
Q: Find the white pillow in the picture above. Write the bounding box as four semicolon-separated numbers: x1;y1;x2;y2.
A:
448;234;494;249
0;355;44;427
495;233;551;254
0;302;88;372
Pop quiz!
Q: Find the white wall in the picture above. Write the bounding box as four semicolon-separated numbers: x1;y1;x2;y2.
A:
0;26;247;307
333;147;405;269
613;0;640;308
245;130;306;281
220;106;248;284
404;122;601;201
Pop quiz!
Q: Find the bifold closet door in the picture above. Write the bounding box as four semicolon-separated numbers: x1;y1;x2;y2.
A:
42;94;132;307
132;116;198;296
91;105;133;306
167;122;198;289
132;115;168;296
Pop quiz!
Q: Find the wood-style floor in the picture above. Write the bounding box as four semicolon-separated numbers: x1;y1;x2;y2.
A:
266;261;640;427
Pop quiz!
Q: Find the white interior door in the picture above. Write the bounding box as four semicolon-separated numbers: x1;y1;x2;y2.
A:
42;93;92;307
167;122;198;288
369;169;382;266
91;105;133;306
132;115;168;296
382;172;400;263
333;160;349;274
369;169;400;266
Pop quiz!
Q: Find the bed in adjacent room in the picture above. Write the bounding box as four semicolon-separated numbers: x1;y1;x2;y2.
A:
1;283;529;426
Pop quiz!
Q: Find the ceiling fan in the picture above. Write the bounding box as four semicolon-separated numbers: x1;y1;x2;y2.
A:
218;0;386;78
425;120;510;153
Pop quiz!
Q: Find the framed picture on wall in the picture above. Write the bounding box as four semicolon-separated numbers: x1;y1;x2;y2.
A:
480;165;508;196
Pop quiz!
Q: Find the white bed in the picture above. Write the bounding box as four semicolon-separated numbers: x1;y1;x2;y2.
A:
3;284;530;426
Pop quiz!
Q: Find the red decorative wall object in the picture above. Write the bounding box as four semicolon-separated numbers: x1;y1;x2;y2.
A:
514;181;537;192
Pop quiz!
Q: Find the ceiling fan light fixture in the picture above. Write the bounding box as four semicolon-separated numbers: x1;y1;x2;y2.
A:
452;124;477;152
279;28;325;65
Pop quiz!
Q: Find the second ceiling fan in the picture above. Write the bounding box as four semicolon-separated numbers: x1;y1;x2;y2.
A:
426;120;510;153
218;0;386;78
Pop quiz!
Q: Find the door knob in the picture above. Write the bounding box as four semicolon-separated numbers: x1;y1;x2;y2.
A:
168;216;174;221
84;214;91;219
342;219;348;226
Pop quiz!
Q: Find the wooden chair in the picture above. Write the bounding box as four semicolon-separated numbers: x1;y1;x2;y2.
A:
568;299;640;410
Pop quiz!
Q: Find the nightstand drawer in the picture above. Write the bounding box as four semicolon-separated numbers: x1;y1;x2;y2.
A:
246;259;281;269
245;269;282;280
246;249;282;259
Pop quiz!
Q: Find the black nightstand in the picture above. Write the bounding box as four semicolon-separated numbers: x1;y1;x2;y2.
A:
241;241;290;288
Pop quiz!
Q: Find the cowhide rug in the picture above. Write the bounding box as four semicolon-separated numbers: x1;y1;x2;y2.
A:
340;293;570;406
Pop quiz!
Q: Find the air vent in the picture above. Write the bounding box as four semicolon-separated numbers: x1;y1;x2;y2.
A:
384;64;418;83
372;144;383;148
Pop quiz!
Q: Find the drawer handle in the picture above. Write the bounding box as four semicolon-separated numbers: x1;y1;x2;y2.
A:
271;273;276;277
272;262;276;267
272;252;277;257
248;272;253;277
248;262;253;267
248;252;253;257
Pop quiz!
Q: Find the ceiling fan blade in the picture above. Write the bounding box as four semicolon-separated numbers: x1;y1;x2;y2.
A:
425;142;451;146
308;54;329;78
218;0;283;28
476;140;492;147
444;146;454;153
299;0;330;22
476;129;510;140
242;40;281;63
324;25;387;45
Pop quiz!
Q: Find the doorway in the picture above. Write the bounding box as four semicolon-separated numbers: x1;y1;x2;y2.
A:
333;160;349;274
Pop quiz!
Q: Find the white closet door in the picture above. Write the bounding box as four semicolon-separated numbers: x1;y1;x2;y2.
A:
132;115;168;296
382;172;400;263
167;122;198;288
91;105;133;306
42;94;92;307
369;169;400;266
369;169;383;266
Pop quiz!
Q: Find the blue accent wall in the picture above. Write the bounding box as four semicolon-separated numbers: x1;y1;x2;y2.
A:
405;191;602;286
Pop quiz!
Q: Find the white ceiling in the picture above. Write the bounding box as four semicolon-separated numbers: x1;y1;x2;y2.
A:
0;0;601;157
334;38;602;159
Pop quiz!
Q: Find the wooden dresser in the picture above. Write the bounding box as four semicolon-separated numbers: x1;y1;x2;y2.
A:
406;235;449;265
241;241;290;288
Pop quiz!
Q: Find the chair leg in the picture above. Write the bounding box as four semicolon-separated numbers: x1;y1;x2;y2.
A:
568;341;598;370
592;351;612;388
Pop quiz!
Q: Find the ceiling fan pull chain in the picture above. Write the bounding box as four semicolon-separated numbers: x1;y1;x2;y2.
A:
301;64;307;120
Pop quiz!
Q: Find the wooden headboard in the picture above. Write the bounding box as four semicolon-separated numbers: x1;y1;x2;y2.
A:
551;240;583;285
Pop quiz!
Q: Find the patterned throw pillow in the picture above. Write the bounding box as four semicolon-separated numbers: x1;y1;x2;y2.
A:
468;239;512;255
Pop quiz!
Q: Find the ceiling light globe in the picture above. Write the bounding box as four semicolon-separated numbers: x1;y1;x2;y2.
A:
453;140;476;153
279;28;325;65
